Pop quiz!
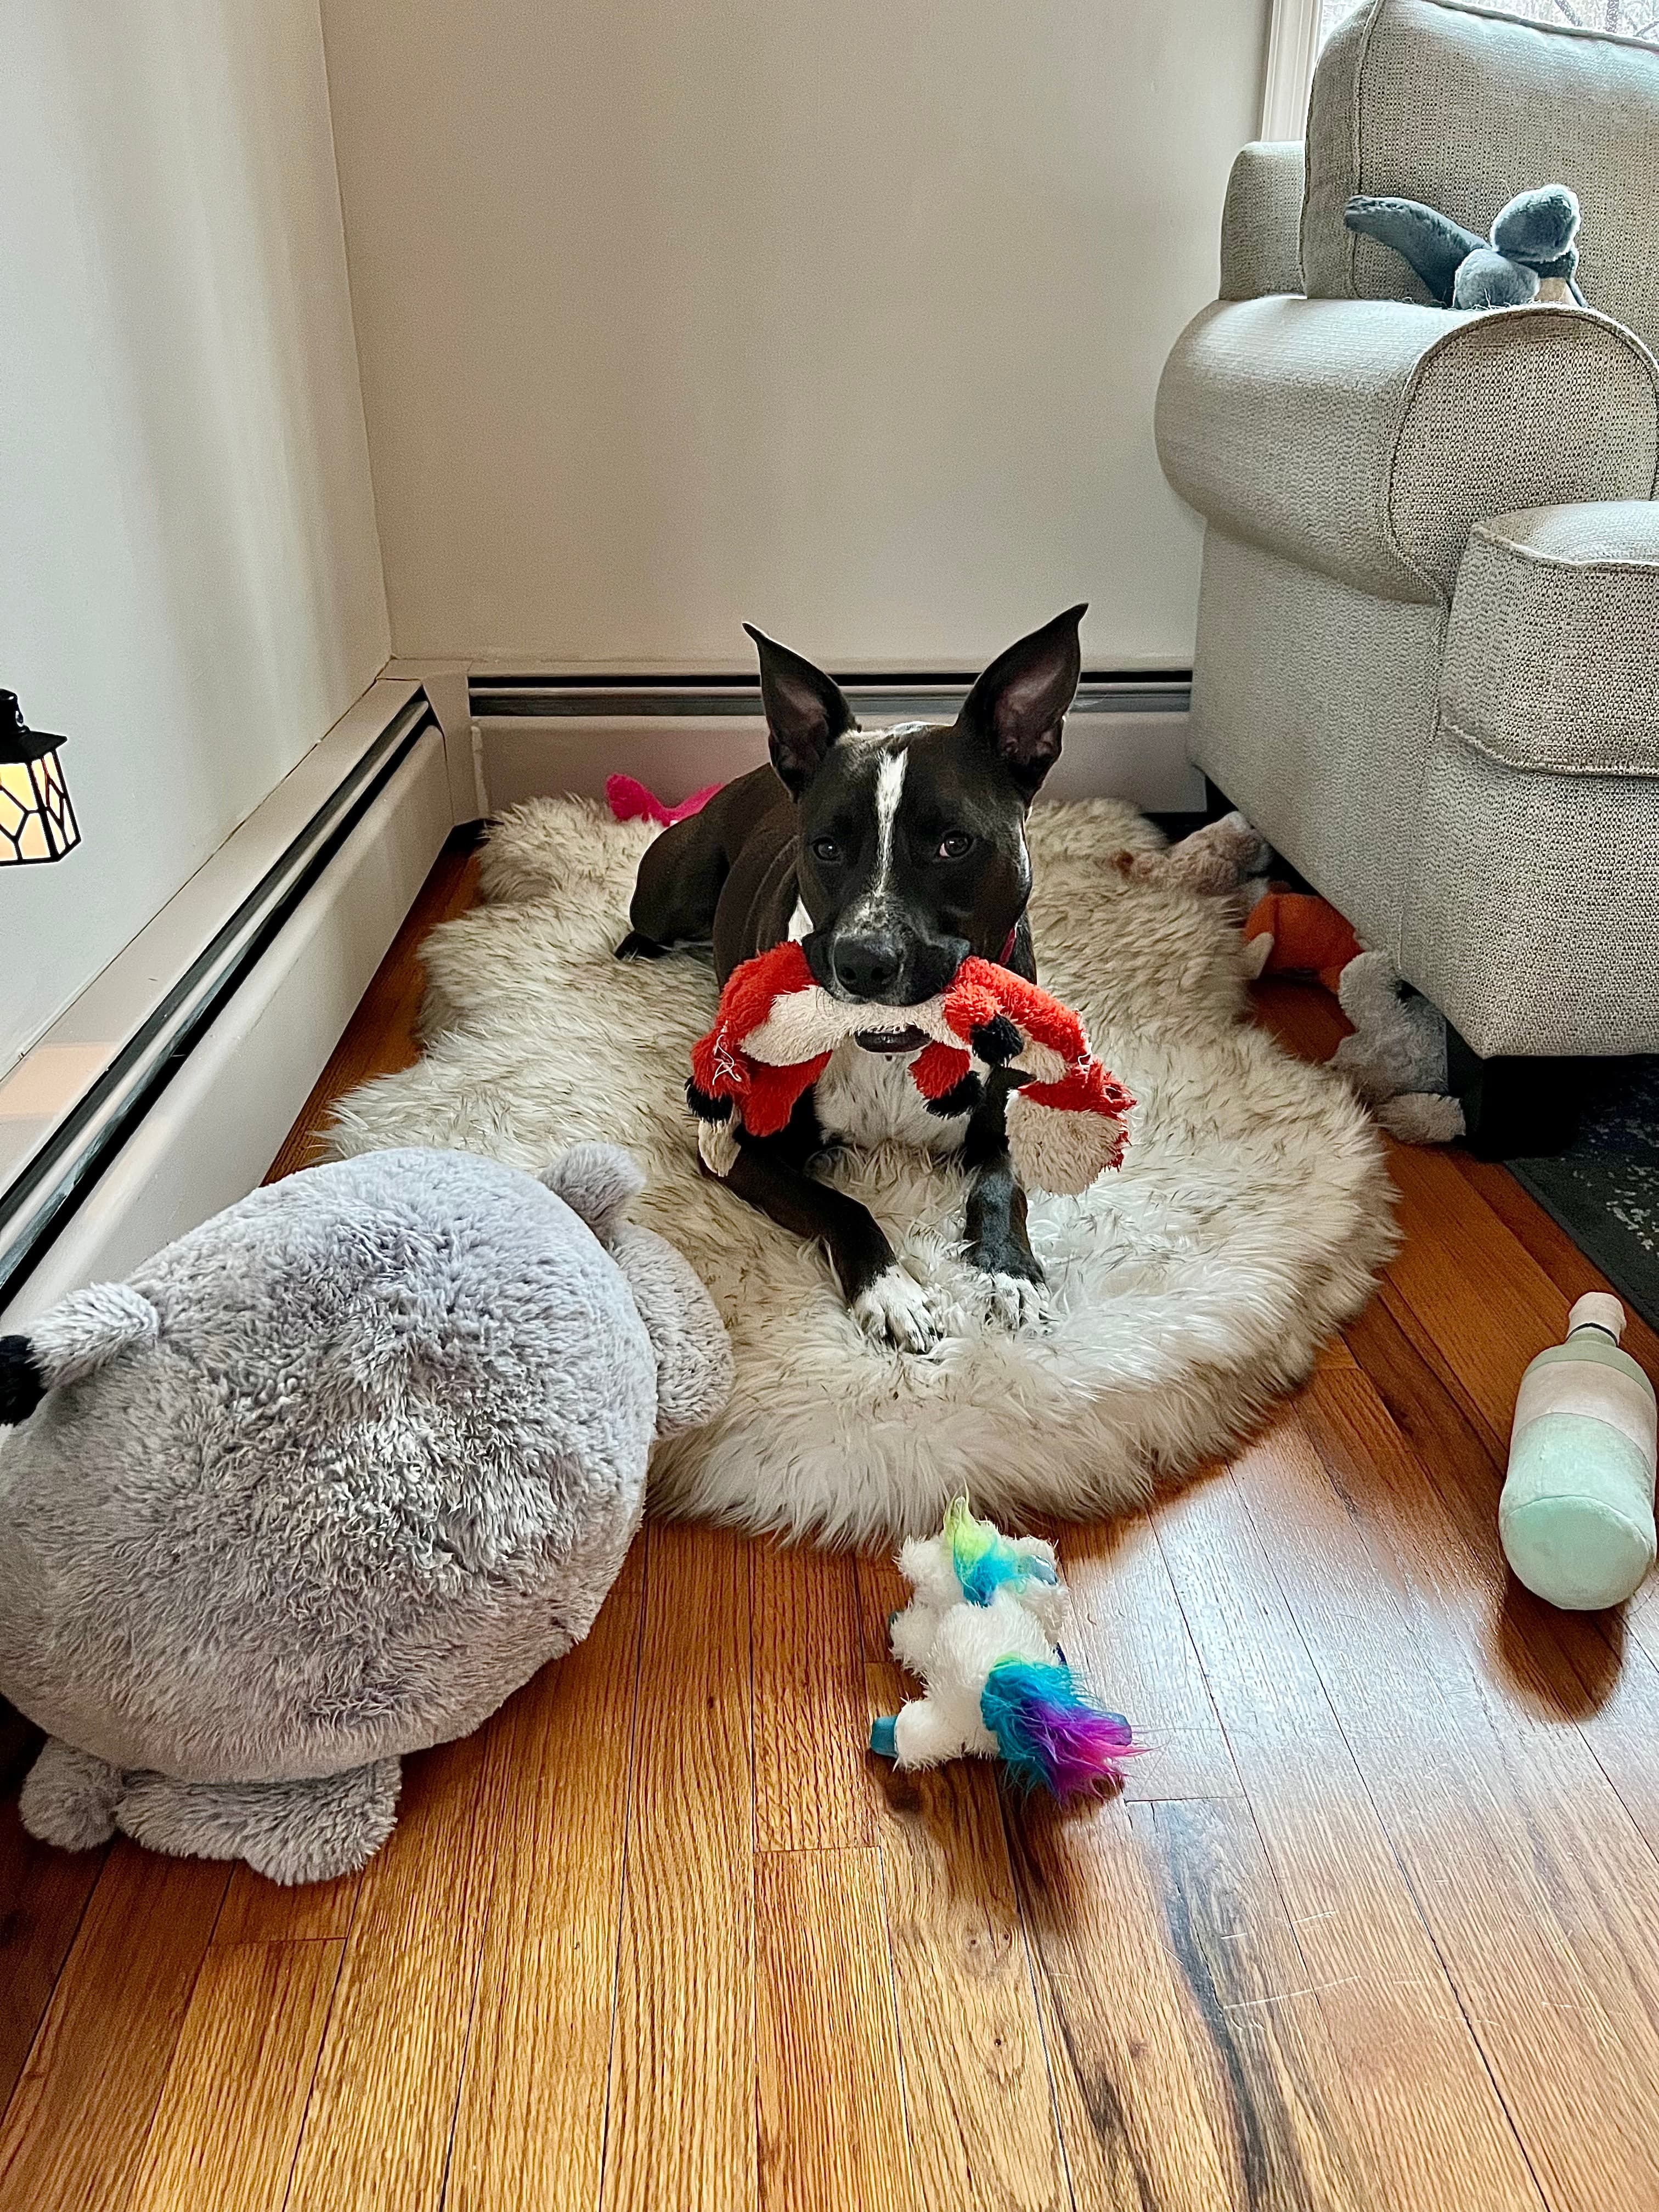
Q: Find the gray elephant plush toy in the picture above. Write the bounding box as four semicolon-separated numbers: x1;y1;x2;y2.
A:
0;1144;731;1883
1345;184;1586;311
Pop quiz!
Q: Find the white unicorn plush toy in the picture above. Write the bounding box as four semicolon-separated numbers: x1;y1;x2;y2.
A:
870;1500;1136;1799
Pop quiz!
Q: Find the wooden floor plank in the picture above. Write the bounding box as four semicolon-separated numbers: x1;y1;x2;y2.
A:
1299;1363;1659;1994
1234;1382;1659;2209
1374;1272;1504;1460
1154;1455;1544;2211
444;1549;646;2212
0;1848;229;2212
866;1658;1070;2212
752;1540;873;1849
282;1733;496;2212
1013;1789;1369;2212
1381;1145;1568;1449
601;1523;755;2212
1453;1154;1659;1382
1249;978;1352;1062
855;1546;911;1668
0;1802;104;2126
1054;1515;1242;1804
756;1846;915;2212
126;1939;341;2212
213;1864;360;1948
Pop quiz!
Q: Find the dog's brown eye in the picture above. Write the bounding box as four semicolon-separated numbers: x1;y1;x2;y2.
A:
938;831;973;860
811;835;843;864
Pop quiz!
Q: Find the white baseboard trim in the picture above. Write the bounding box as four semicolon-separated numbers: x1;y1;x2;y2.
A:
3;724;453;1326
478;708;1203;815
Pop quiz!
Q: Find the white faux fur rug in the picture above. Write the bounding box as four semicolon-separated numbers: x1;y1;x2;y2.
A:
328;798;1395;1543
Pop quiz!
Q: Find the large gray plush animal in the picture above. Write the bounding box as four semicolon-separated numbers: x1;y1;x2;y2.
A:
0;1144;731;1883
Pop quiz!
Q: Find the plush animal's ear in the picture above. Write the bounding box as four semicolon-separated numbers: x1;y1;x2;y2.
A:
958;605;1086;798
744;625;857;796
1;1282;161;1422
538;1142;645;1248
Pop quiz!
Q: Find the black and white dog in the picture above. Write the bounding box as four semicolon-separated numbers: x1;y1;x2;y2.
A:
617;604;1086;1351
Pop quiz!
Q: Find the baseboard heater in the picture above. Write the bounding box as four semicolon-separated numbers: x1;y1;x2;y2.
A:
468;669;1201;815
0;693;439;1316
470;670;1192;716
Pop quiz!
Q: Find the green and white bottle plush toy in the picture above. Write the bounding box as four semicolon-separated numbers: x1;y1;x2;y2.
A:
1501;1295;1657;1611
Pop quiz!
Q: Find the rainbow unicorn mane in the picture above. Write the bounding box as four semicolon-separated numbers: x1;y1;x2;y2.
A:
979;1658;1136;1799
944;1495;1058;1609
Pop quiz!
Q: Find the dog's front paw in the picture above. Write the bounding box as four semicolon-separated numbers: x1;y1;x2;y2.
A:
852;1267;951;1354
966;1238;1047;1333
979;1269;1049;1333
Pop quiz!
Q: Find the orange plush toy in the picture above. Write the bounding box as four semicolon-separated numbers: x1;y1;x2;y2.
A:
1242;889;1362;994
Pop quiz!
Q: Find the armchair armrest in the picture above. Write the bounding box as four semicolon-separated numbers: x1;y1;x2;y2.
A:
1156;296;1659;603
1442;501;1659;777
1219;143;1305;302
1403;500;1659;1058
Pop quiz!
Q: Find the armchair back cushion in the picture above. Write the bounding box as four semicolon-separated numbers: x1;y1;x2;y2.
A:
1303;0;1659;353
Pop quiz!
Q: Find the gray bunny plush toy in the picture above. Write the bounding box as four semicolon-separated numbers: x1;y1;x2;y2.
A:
0;1143;731;1883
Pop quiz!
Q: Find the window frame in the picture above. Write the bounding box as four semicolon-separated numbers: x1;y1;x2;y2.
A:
1260;0;1326;138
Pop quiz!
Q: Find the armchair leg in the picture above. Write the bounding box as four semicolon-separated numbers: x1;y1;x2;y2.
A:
1445;1029;1585;1161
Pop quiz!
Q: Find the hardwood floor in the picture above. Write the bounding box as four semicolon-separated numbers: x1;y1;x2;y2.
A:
3;843;1657;2210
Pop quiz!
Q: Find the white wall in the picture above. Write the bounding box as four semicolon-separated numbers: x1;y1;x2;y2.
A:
320;0;1267;673
1;0;388;1071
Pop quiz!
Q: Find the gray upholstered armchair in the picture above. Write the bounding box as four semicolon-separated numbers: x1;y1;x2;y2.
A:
1156;0;1659;1133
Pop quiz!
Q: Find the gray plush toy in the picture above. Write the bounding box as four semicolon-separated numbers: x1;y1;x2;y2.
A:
1332;951;1466;1145
1345;184;1586;311
0;1144;731;1883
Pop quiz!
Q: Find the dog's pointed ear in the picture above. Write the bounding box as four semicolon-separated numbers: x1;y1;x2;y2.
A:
744;624;857;796
958;604;1086;798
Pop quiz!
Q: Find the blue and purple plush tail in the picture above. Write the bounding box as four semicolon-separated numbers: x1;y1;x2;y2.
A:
979;1659;1136;1800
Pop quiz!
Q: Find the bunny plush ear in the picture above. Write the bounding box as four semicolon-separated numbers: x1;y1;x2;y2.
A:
538;1143;646;1249
0;1282;160;1424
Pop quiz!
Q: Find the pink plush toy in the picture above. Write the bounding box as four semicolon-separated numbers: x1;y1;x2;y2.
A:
687;941;1134;1195
605;774;723;828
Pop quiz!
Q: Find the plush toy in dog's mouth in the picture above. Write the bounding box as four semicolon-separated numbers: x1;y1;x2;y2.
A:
854;1025;930;1056
688;942;1135;1197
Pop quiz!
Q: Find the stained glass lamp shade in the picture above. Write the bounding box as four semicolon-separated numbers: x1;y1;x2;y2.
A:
0;692;80;865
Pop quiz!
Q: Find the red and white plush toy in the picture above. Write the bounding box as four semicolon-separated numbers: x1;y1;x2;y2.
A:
687;941;1133;1195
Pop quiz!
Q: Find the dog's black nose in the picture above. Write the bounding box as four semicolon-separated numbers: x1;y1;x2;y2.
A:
832;933;904;1000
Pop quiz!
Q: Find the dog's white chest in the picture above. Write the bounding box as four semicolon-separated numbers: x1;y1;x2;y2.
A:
812;1041;968;1154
